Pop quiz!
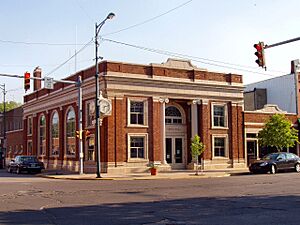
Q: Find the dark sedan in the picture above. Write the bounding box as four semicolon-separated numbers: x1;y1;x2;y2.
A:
249;152;300;174
7;156;44;174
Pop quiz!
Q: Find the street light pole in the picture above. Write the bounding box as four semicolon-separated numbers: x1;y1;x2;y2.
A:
95;13;115;178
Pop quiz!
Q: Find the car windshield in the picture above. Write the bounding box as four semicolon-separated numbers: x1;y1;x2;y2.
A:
263;153;279;160
19;157;38;163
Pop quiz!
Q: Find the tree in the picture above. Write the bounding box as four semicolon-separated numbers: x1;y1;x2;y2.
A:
0;101;21;113
190;134;205;175
258;114;299;152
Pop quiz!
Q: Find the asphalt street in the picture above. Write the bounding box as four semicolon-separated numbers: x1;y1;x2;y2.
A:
1;169;300;225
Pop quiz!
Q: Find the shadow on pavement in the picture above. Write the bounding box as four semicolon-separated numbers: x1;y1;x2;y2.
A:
0;195;300;225
0;168;44;178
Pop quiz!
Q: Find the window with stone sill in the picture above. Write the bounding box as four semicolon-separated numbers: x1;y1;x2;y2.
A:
86;135;95;161
212;103;228;128
128;134;148;161
38;114;46;156
66;107;76;157
128;99;148;126
27;141;33;155
27;116;32;135
212;136;228;158
51;111;60;156
86;100;95;127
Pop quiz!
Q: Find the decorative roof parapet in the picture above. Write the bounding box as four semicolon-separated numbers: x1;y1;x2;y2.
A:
150;58;207;71
253;104;287;114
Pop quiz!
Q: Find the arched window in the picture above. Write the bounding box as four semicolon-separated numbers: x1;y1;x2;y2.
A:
51;111;59;156
165;106;182;124
66;107;76;156
39;114;46;155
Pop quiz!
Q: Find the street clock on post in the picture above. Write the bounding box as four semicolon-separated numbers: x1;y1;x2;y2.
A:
99;98;112;115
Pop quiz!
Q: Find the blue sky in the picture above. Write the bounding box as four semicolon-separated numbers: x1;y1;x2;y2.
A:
1;0;300;102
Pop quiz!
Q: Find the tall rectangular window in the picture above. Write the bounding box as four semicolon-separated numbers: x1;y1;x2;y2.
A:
130;136;145;159
51;112;59;156
130;101;144;125
27;117;32;135
27;141;32;155
213;104;226;127
128;134;147;160
39;115;46;155
86;136;95;161
66;107;76;156
214;137;226;157
86;101;95;127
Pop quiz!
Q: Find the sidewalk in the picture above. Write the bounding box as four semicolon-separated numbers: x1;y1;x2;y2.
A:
38;168;250;181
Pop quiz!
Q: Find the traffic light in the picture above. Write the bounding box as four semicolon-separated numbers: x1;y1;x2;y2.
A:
24;72;30;91
254;42;266;69
85;130;91;139
76;130;82;139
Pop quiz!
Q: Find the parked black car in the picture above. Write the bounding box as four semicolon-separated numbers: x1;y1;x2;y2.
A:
7;156;44;174
249;152;300;174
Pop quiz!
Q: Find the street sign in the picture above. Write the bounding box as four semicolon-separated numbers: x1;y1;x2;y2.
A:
44;77;54;89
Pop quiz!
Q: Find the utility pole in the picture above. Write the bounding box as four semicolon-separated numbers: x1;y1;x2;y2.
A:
0;84;6;167
77;76;84;175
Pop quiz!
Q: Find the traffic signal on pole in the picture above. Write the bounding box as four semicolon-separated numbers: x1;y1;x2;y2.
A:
254;42;266;68
24;72;30;91
76;130;82;139
85;130;91;139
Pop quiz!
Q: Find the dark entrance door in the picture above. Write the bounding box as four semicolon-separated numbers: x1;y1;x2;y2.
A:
165;137;184;168
247;140;257;166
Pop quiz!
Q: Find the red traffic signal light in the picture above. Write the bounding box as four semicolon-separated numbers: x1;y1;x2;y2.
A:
254;42;266;69
24;72;30;92
85;130;91;139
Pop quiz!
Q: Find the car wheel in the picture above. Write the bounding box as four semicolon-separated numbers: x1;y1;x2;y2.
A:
295;163;300;173
16;167;21;174
270;165;276;174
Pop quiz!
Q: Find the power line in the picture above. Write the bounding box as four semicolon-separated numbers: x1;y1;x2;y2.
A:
44;39;93;77
0;58;93;69
75;0;95;23
0;39;88;46
101;37;283;77
0;1;194;46
7;87;23;92
103;0;193;36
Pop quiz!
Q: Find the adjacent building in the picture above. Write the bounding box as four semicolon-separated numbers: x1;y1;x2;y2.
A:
244;59;300;164
0;106;23;166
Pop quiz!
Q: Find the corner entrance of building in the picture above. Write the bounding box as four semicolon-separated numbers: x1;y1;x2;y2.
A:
166;137;185;169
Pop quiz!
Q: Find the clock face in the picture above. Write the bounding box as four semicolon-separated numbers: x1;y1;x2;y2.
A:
99;99;112;114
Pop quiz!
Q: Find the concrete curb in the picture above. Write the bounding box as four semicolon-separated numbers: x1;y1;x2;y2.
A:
37;171;247;181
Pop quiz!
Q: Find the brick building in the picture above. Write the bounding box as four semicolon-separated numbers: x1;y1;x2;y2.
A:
244;104;298;165
21;59;245;174
0;106;23;162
